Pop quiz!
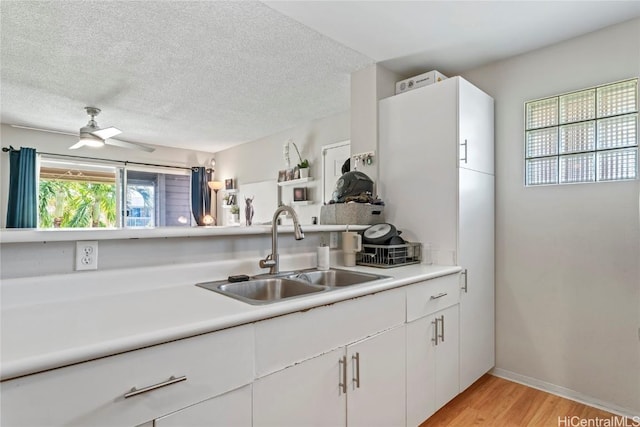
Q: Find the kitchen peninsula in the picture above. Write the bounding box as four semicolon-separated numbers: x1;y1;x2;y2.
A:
1;238;462;426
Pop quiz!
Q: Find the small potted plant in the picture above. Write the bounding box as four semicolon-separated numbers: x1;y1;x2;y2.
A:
290;140;310;179
230;204;240;224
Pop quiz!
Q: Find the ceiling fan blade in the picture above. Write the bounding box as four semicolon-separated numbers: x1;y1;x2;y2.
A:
10;124;77;137
69;140;87;150
91;126;122;140
105;138;155;153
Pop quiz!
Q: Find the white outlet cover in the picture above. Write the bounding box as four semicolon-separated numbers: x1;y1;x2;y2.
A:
75;241;98;271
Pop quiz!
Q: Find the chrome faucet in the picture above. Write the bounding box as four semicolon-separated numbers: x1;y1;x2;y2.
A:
259;206;305;275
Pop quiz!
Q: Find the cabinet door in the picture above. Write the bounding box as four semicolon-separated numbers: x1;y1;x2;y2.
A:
458;168;495;391
406;305;459;427
406;316;436;427
253;348;345;427
154;385;251;427
346;326;406;427
434;305;459;410
458;78;495;175
378;78;458;254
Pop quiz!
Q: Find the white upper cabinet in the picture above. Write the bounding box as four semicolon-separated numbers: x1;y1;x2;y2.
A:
458;78;495;174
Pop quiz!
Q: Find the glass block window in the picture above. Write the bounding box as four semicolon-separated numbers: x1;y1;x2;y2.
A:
525;79;638;185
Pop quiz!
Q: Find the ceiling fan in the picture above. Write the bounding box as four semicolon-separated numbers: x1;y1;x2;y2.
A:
11;106;155;153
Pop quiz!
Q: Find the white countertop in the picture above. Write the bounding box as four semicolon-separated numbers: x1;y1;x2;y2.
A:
0;261;460;381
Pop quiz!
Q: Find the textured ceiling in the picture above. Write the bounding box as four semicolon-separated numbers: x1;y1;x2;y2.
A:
2;1;639;154
0;1;373;153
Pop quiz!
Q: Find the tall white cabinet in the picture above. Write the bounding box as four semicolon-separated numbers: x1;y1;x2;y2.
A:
379;76;495;397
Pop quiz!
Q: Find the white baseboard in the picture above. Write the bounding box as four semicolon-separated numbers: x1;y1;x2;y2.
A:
490;368;639;420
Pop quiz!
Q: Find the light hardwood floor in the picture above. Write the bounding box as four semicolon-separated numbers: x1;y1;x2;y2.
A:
420;374;622;427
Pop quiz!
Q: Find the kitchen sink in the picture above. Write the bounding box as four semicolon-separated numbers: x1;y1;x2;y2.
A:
196;268;390;305
196;278;327;305
286;268;389;288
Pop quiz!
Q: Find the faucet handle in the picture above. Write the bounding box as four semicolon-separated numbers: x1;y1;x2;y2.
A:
259;254;276;269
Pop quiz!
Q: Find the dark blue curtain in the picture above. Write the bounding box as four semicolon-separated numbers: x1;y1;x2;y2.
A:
6;147;37;228
190;167;211;226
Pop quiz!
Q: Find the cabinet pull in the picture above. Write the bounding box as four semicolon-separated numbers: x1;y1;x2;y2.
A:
438;315;445;343
461;269;468;293
124;375;186;399
430;292;447;300
431;318;439;345
460;139;468;164
352;352;361;388
339;356;347;395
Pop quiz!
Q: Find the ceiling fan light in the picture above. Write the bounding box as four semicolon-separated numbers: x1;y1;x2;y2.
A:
79;133;104;148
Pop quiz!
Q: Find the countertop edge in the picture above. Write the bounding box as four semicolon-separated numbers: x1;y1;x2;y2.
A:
0;224;370;243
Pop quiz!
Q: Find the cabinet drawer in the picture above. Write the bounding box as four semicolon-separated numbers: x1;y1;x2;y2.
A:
255;287;405;377
406;274;460;322
1;324;254;427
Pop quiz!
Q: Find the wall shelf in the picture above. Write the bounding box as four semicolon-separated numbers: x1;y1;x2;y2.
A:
291;201;314;206
278;177;313;187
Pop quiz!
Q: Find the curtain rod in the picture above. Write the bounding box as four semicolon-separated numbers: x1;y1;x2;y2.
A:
2;147;214;173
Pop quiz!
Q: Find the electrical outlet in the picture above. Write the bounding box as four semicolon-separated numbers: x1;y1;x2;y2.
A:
76;241;98;271
329;232;339;249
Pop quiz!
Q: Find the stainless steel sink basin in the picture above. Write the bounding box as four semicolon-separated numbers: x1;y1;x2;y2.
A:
196;278;326;305
196;268;389;305
286;268;389;288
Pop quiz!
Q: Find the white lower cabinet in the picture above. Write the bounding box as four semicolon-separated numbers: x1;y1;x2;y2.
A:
406;304;459;427
154;385;252;427
0;324;254;427
2;272;479;427
253;326;406;427
346;325;406;427
253;348;345;427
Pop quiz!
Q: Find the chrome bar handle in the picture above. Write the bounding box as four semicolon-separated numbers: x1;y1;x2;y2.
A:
461;269;468;293
438;315;445;343
352;352;361;388
431;318;439;345
124;375;186;399
460;139;468;164
339;356;347;395
430;292;447;300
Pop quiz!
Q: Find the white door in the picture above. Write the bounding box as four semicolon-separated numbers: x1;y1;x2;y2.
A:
155;385;252;427
322;141;351;203
253;348;345;427
458;78;495;175
406;316;437;427
346;326;406;427
434;304;460;410
458;168;495;391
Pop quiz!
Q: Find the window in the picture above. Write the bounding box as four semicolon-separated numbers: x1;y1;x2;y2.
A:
38;158;193;228
525;79;638;186
122;168;192;227
38;159;119;228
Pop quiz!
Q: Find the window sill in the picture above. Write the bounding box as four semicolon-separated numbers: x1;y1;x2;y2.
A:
0;224;368;243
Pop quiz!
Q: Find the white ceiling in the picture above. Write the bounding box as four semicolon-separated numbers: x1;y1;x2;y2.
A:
2;1;639;154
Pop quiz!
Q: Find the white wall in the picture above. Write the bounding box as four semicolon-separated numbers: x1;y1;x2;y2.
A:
350;64;400;188
213;111;350;225
461;18;640;413
0;233;325;279
0;124;216;228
